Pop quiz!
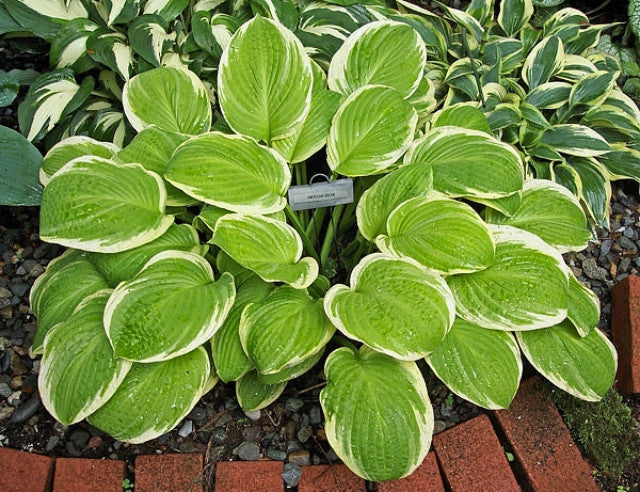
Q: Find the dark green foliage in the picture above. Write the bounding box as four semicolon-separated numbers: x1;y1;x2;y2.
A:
546;383;640;476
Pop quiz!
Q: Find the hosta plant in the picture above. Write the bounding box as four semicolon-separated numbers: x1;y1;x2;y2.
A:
30;0;621;482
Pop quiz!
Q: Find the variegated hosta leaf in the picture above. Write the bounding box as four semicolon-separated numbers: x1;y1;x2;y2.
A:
39;290;131;425
517;321;616;401
86;32;133;80
524;81;572;109
88;346;212;443
538;124;611;157
49;18;98;73
599;147;640;181
30;250;110;354
568;70;616;108
327;20;425;98
40;136;119;185
404;126;524;198
484;179;590;253
432;103;491;134
377;197;495;274
87;224;206;286
2;0;88;40
95;0;140;26
236;371;287;412
470;191;523;218
127;15;176;67
211;214;319;289
425;318;522;409
498;0;533;37
272;89;343;163
566;157;611;229
40;157;174;253
194;205;229;234
115;126;193;206
356;164;433;242
123;67;211;134
104;251;235;362
522;35;564;89
320;346;433;481
240;286;334;375
327;85;417;177
166;132;290;214
142;0;190;23
258;348;324;385
212;274;274;383
218;15;312;142
18;69;93;141
407;76;437;123
192;12;241;60
324;254;455;360
448;225;569;331
567;271;599;337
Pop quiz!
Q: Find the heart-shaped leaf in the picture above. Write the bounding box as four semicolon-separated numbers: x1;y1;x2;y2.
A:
566;271;600;337
448;225;569;331
104;251;235;362
425;318;522;409
324;254;454;360
39;290;131;425
236;371;287;412
320;346;433;481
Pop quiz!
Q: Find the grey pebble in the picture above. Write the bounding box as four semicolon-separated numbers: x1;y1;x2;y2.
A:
581;258;608;281
29;264;45;277
0;382;11;398
620;236;638;252
178;420;193;438
212;428;227;444
282;463;303;487
600;239;612;257
620;257;632;273
187;407;207;421
285;398;304;412
244;410;261;421
309;406;322;425
46;435;60;452
70;430;90;447
433;420;447;434
0;287;11;299
10;397;40;423
237;441;260;461
10;283;29;298
267;448;287;461
288;450;310;467
297;426;312;443
15;266;26;276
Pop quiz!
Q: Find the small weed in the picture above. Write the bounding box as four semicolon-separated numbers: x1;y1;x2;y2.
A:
444;393;454;407
122;478;134;491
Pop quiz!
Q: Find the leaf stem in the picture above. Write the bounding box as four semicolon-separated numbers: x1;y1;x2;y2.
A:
333;333;359;353
285;205;320;264
320;204;345;269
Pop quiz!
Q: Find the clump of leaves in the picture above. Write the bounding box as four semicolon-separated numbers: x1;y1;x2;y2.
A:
547;384;640;476
16;0;631;483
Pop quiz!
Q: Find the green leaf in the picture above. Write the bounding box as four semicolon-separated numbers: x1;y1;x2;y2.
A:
30;250;110;354
98;0;141;26
87;224;206;286
39;290;131;425
522;35;564;90
629;0;640;40
484;179;590;253
569;70;616;108
567;271;599;338
599;147;640;182
404;126;524;198
0;126;43;205
115;126;192;206
498;0;533;37
127;15;175;67
539;125;611;157
517;321;616;401
240;286;333;374
272;89;343;164
218;15;312;142
88;347;212;443
142;0;189;23
320;346;433;481
566;157;611;228
426;318;522;409
192;12;241;60
0;4;22;35
211;214;318;289
525;81;571;109
18;69;93;141
2;0;88;40
378;197;496;274
327;20;425;98
324;254;454;360
0;71;19;107
257;348;323;385
86;32;133;80
356;164;433;242
49;18;98;73
327;85;417;177
166;132;290;214
486;104;521;131
40;157;174;253
41;136;119;185
104;251;235;362
123;67;212;134
448;225;569;331
236;371;287;411
432;103;491;133
212;274;274;383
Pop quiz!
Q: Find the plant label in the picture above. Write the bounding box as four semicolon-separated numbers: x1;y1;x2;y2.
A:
288;178;354;211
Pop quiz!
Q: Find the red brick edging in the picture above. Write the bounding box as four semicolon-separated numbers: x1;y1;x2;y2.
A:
612;275;640;394
0;377;599;491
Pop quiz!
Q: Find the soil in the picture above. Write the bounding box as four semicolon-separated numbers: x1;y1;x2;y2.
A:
1;1;640;491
